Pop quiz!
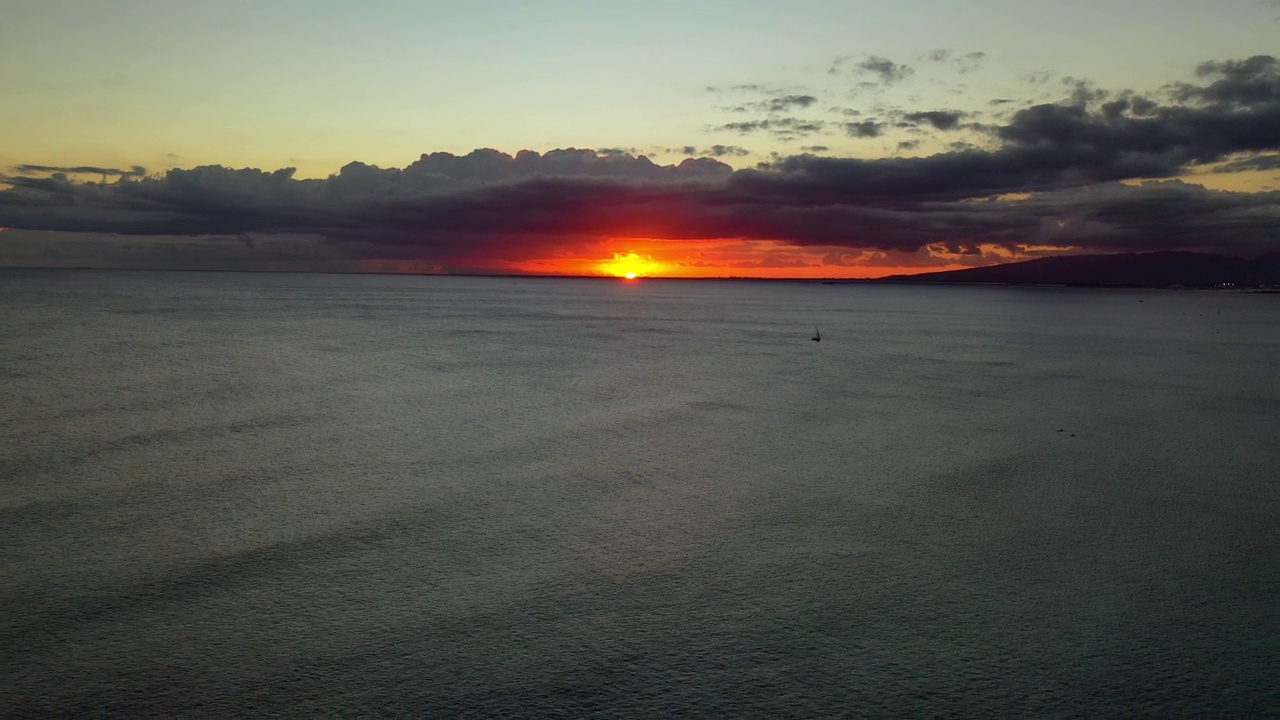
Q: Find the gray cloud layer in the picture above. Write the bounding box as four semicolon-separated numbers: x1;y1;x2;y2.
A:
2;57;1277;269
13;164;147;178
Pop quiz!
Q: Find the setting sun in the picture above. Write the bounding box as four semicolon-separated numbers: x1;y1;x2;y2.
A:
597;251;667;278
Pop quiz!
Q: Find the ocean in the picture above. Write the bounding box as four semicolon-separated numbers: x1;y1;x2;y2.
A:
3;269;1277;715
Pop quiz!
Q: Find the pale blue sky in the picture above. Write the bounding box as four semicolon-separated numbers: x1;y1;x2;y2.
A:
2;0;1276;177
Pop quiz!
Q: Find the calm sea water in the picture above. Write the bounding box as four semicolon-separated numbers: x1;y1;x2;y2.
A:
3;269;1277;716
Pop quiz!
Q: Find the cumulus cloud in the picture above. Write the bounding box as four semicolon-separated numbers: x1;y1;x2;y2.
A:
1174;55;1279;105
844;120;884;138
2;57;1277;271
901;110;967;130
676;145;751;158
855;56;914;84
726;94;820;113
830;55;914;84
715;118;827;138
705;145;751;157
923;50;986;73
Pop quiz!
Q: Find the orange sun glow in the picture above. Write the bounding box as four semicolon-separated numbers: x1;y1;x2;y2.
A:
505;239;975;279
597;251;666;278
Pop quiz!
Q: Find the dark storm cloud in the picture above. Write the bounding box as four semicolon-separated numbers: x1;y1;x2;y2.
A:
403;147;734;182
2;57;1277;268
1061;78;1110;107
1006;181;1280;253
1099;93;1159;118
1174;55;1280;105
992;93;1280;177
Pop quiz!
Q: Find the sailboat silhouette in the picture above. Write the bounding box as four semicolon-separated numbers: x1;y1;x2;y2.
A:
812;327;821;342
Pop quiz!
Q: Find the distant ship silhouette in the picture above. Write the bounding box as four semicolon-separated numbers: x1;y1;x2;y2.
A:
812;327;821;342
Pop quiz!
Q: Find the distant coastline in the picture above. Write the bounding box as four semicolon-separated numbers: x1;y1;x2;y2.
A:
873;251;1280;290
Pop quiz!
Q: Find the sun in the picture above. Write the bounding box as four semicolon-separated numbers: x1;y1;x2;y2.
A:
597;251;666;279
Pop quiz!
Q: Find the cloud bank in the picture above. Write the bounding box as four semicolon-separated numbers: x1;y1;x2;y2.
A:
2;57;1277;274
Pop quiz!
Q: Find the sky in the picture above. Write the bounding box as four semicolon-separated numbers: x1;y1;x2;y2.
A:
1;0;1277;278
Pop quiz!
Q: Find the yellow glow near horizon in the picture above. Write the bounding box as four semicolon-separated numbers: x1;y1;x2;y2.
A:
597;251;667;278
506;240;971;279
